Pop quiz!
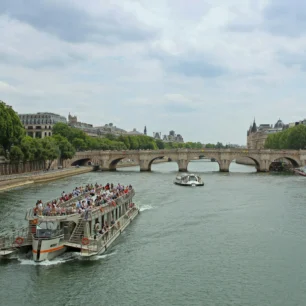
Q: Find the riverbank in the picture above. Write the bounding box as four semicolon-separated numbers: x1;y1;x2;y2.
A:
0;167;93;192
0;159;168;192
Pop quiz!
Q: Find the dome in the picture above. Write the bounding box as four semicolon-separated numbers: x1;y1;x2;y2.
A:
274;119;284;129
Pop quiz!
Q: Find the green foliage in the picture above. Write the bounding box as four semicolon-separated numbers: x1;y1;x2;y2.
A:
72;138;87;151
155;139;165;149
204;142;227;148
20;136;36;161
41;137;60;161
52;135;75;160
0;101;25;157
9;146;24;162
264;125;306;149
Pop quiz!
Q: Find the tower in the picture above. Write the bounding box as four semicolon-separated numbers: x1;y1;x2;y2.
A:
144;126;147;135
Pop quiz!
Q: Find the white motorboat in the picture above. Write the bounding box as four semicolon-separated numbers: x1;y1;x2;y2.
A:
174;173;204;187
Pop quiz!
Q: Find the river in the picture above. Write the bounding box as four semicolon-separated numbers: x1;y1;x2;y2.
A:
1;161;306;306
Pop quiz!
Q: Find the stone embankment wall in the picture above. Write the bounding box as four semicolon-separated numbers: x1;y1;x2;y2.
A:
0;167;92;192
0;160;46;175
235;157;256;166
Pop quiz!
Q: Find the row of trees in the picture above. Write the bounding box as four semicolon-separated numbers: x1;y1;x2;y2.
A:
264;125;306;150
0;102;205;167
53;123;204;151
0;101;75;167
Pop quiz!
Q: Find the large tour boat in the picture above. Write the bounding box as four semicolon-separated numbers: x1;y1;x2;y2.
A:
174;173;204;187
0;183;139;262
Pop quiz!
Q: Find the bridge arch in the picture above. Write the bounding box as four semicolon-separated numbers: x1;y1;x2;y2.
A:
71;158;91;166
233;156;260;172
148;156;163;170
144;155;178;171
268;156;300;171
109;157;129;171
108;155;140;171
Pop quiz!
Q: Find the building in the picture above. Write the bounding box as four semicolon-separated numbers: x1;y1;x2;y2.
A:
68;113;100;137
18;112;67;138
162;130;184;143
127;128;144;136
153;132;162;140
95;123;127;137
287;119;306;128
247;118;285;149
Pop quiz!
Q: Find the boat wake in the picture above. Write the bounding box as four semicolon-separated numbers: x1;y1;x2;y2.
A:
88;251;117;261
18;252;78;266
139;205;153;212
17;251;117;265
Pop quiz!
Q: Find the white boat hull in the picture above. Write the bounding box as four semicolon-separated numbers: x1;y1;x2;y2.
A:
174;181;204;187
32;237;67;262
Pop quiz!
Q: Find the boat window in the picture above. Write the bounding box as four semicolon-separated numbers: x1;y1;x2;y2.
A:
36;221;59;238
37;221;58;230
189;176;197;181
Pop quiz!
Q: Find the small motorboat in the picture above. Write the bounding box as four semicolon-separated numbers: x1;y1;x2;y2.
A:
174;173;204;187
294;167;306;177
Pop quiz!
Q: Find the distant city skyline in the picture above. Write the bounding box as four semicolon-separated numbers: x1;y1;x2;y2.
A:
1;1;305;145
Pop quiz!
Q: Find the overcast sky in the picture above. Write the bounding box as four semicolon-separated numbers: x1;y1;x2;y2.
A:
0;0;305;145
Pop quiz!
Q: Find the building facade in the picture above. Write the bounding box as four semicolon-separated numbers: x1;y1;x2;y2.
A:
18;112;67;138
247;119;285;149
68;113;100;137
163;130;184;143
95;123;127;137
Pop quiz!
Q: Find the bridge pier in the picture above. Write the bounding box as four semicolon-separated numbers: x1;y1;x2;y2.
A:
219;160;230;172
178;159;189;172
257;160;270;172
139;159;151;171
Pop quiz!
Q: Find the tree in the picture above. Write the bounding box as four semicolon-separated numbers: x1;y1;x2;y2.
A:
205;143;216;148
10;146;24;162
41;137;60;169
20;136;36;161
0;101;25;157
72;138;87;151
264;125;306;149
53;135;76;160
287;125;306;149
155;139;165;149
105;133;117;141
52;122;72;140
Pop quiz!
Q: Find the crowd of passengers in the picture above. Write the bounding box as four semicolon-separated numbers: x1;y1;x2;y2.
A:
33;183;133;216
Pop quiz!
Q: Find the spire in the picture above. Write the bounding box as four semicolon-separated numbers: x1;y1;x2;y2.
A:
251;118;257;133
144;126;147;135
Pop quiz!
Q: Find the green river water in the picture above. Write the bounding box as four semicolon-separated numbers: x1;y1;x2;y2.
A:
0;161;306;306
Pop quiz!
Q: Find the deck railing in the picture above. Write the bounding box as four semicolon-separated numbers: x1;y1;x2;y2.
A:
0;226;32;250
81;206;138;255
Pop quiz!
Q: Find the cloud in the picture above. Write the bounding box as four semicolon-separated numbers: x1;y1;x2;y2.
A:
0;0;157;44
262;0;306;37
1;0;306;145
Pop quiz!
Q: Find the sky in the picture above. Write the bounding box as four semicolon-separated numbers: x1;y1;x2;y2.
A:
0;0;305;145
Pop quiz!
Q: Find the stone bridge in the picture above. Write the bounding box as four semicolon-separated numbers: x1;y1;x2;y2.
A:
63;148;306;172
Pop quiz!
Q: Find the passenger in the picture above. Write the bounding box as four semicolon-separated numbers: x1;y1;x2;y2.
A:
94;222;100;235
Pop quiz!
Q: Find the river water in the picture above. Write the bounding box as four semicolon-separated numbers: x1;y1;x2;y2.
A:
1;161;306;306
